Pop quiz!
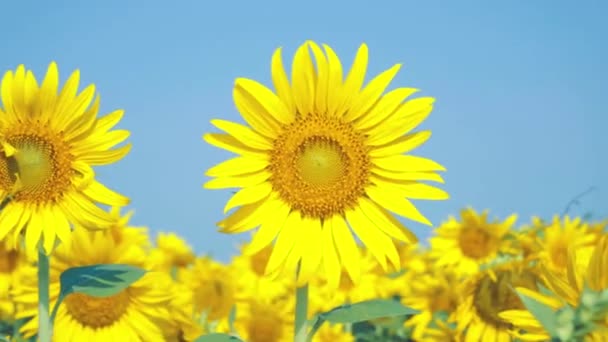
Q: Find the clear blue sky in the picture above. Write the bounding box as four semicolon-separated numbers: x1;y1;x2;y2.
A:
1;1;605;262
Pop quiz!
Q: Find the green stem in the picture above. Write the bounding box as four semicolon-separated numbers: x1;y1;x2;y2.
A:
294;284;309;342
37;248;52;342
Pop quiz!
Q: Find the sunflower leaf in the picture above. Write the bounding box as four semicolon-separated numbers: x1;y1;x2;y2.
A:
516;288;559;337
307;299;417;340
51;264;146;324
193;333;242;342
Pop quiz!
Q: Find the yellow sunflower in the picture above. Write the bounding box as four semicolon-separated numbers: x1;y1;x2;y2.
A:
179;256;237;322
0;239;27;320
216;293;293;342
500;234;608;341
400;266;461;340
11;224;174;341
166;283;205;342
312;323;354;342
149;232;195;273
537;215;597;274
430;208;517;275
455;260;541;341
204;40;448;286
230;243;292;299
0;62;131;255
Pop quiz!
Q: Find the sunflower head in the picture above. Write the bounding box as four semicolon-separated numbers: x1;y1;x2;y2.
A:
0;63;131;255
430;208;517;275
204;40;447;286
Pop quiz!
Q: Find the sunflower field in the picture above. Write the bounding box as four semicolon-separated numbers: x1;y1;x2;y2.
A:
0;41;606;342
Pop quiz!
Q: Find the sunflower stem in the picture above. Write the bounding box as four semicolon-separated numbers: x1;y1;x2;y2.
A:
294;284;309;342
37;247;52;342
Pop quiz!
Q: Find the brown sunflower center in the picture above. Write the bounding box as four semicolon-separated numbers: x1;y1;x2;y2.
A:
472;270;538;329
193;277;235;321
458;226;496;259
269;114;370;219
64;291;130;328
247;305;285;342
0;248;18;273
0;131;73;203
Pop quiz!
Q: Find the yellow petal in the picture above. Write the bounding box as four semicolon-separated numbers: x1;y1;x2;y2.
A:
82;180;130;206
365;185;432;226
323;44;344;117
41;207;57;254
336;44;368;116
369;131;432;157
354;87;418;131
344;64;401;122
25;210;43;254
217;195;273;233
321;218;341;289
233;83;281;139
291;41;316;116
235;78;292;125
50;207;72;246
244;197;290;255
308;42;329;115
0;203;24;241
373;155;446;173
330;214;361;283
346;207;400;271
204;170;271;190
203;133;266;157
296;217;323;286
78;144;131;166
59;192;113;230
366;97;434;145
357;197;417;243
265;210;302;275
38;62;59;121
223;182;273;213
211;119;273;150
271;47;296;115
205;156;269;178
371;170;445;184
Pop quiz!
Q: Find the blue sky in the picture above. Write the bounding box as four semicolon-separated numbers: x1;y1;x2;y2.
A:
1;1;605;262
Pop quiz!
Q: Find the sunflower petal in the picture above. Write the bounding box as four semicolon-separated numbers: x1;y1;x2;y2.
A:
291;42;316;116
354;87;418;131
321;218;342;289
366;185;432;226
323;44;344;117
265;210;302;275
223;182;273;213
345;64;401;122
370;131;432;157
206;156;269;178
337;44;368;116
271;47;296;115
211;119;273;150
330;214;361;283
244;197;291;255
203;133;266;157
373;155;446;173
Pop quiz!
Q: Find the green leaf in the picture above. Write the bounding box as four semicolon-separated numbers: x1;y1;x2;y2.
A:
516;288;558;337
193;333;242;342
307;300;417;341
320;299;417;324
51;264;146;323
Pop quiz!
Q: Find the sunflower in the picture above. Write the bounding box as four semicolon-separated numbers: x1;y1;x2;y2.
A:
166;283;205;342
400;266;461;340
217;293;293;342
430;208;517;275
204;40;448;286
536;215;598;274
230;243;292;299
10;222;174;341
500;234;608;341
312;323;354;342
0;62;131;255
0;239;27;320
455;260;541;341
149;232;195;273
179;256;237;322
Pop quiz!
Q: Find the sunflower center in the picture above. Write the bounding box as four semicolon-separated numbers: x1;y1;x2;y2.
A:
64;291;130;328
459;227;496;259
269;114;370;219
472;270;538;329
193;277;235;321
0;249;18;273
246;306;285;342
0;131;73;203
